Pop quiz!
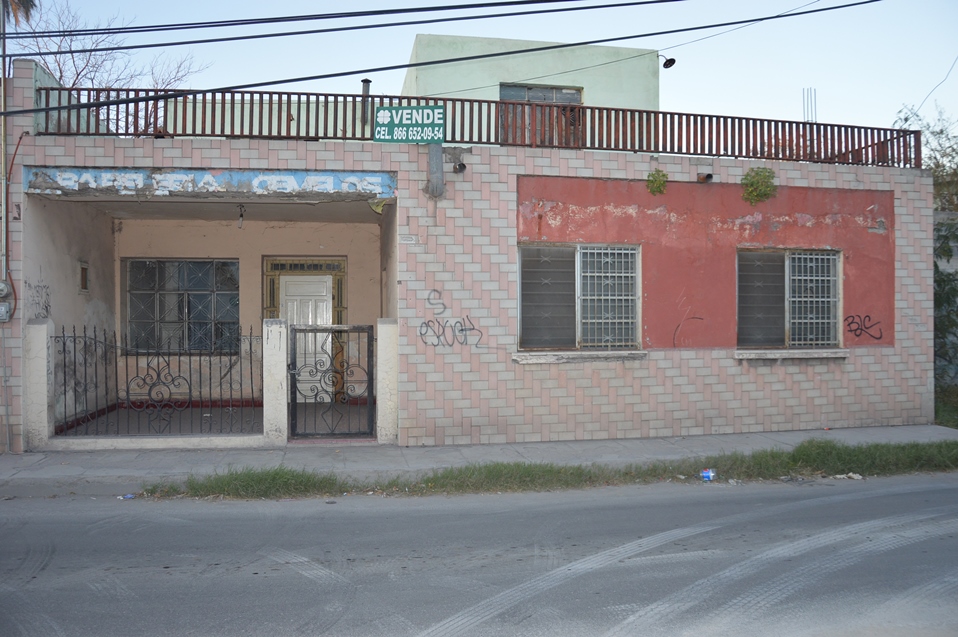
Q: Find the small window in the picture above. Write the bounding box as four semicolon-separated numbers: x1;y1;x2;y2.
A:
500;84;582;104
78;262;89;294
126;259;240;352
737;250;839;348
520;245;638;350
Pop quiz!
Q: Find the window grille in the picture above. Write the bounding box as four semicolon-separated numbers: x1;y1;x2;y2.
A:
127;259;240;352
788;252;839;347
520;245;638;350
737;250;839;348
580;247;638;348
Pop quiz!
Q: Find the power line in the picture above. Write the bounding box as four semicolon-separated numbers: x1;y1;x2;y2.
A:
915;52;958;115
1;0;883;118
426;0;826;96
5;0;600;38
7;0;688;58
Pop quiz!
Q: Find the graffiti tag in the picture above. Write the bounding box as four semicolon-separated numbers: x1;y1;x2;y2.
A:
419;289;484;348
426;289;448;316
419;316;484;348
844;314;883;340
25;269;51;319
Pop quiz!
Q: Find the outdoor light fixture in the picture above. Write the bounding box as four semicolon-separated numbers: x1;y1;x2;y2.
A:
659;55;676;69
452;162;467;174
236;204;245;229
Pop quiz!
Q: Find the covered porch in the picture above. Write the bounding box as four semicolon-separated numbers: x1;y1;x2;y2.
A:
18;164;400;449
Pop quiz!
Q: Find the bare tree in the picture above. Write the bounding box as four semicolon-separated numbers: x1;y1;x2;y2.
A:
9;0;208;89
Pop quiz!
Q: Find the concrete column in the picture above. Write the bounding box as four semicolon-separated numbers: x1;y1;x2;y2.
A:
23;318;54;451
376;318;399;444
262;319;288;447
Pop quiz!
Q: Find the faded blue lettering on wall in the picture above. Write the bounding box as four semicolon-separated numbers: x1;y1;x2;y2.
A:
24;167;398;199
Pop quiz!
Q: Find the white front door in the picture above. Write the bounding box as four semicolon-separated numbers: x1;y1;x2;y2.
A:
279;275;333;326
280;276;334;402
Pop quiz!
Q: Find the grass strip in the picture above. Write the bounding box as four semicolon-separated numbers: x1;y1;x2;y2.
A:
184;465;351;500
144;440;958;500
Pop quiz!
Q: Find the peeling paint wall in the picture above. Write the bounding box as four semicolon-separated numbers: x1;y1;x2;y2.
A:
516;178;896;349
25;167;397;201
22;196;116;333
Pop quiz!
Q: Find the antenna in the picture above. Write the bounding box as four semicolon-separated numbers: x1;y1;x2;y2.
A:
803;88;817;123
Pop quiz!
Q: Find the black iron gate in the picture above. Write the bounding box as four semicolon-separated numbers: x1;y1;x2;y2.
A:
289;325;375;437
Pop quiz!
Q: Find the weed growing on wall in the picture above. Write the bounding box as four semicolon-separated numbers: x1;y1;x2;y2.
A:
741;167;777;205
646;168;668;195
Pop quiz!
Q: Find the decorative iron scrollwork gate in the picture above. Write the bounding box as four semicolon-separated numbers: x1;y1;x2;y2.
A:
53;326;263;436
288;325;375;437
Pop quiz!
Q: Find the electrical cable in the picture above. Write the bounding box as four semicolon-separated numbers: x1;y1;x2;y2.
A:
4;0;606;38
915;53;958;115
0;0;882;118
8;0;690;58
426;0;824;96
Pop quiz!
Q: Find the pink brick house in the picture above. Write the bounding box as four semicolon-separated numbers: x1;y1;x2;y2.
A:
0;54;932;452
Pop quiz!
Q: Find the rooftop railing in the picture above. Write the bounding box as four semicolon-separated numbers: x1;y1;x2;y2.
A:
34;87;921;169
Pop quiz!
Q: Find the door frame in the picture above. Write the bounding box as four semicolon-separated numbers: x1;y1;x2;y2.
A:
262;257;347;324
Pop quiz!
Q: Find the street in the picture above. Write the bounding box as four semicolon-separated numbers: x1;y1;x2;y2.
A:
2;474;957;636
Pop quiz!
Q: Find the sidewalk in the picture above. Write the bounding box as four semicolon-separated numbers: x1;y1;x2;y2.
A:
2;424;957;498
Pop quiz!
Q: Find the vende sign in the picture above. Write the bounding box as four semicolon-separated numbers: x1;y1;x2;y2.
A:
374;105;445;143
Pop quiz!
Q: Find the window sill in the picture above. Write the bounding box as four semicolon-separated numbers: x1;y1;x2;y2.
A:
513;350;648;364
734;349;849;360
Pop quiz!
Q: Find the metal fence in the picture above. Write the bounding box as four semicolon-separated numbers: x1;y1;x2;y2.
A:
289;325;374;437
35;87;922;168
53;326;263;436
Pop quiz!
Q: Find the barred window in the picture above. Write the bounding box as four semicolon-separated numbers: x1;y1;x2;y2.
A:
520;245;638;350
737;250;839;348
126;259;240;352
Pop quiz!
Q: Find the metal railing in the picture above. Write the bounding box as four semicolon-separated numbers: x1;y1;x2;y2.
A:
35;87;921;168
53;326;263;436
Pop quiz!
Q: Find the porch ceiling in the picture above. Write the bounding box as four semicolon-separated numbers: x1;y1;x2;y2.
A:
31;194;385;224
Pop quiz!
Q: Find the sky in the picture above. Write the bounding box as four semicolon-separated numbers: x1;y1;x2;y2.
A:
14;0;958;130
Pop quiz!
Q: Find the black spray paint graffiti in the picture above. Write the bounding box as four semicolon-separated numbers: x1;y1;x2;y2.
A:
25;269;51;319
844;314;883;340
672;289;705;347
419;316;484;348
426;289;447;316
419;289;484;348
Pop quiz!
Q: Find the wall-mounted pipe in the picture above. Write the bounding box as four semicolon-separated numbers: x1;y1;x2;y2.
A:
361;78;372;126
1;18;9;295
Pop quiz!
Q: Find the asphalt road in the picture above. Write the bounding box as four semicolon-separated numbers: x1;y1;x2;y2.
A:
2;474;957;636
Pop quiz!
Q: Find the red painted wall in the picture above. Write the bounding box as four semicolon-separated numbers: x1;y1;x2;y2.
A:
517;176;895;349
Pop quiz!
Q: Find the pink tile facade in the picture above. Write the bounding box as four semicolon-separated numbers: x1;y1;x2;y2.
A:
0;60;934;450
395;147;934;446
